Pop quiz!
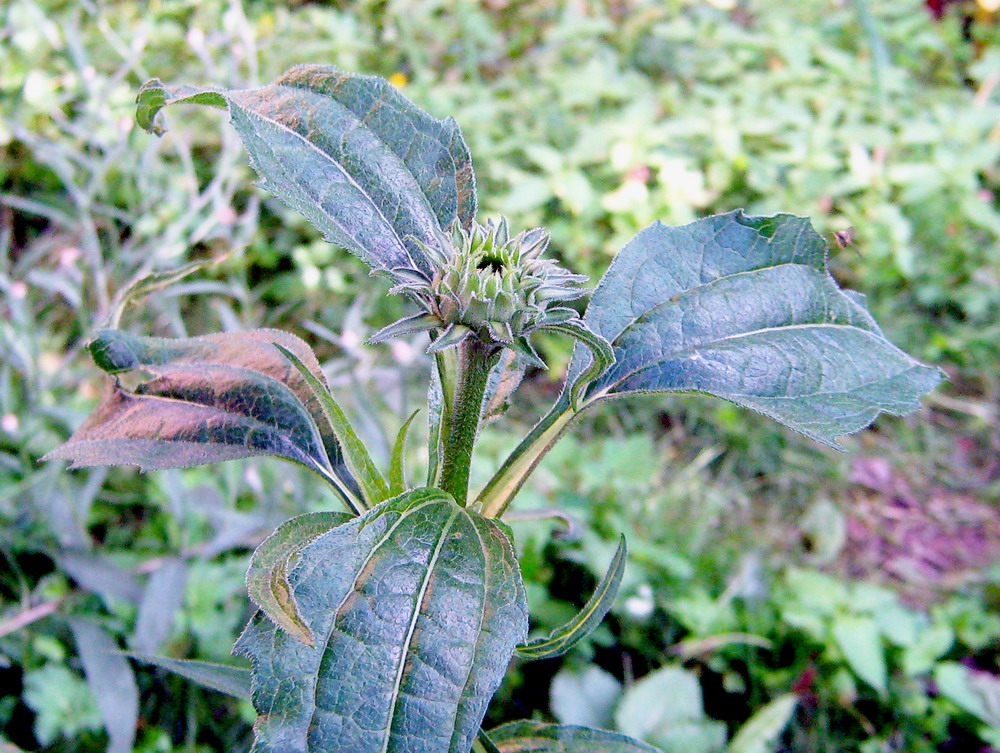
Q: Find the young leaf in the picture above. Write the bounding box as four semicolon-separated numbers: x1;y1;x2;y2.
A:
274;343;388;505
517;535;626;660
235;488;528;753
245;511;353;646
575;211;943;449
487;721;660;753
127;654;251;700
44;329;361;511
69;620;139;753
389;409;420;496
137;65;476;280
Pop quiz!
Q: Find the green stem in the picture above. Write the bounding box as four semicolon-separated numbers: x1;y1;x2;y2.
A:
437;337;498;505
476;393;578;519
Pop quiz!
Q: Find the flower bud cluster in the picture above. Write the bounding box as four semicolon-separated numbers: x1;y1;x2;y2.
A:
372;217;588;365
430;218;586;344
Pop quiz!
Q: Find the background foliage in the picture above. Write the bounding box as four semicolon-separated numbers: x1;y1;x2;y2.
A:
1;1;998;752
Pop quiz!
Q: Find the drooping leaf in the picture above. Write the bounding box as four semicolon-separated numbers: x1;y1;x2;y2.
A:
274;343;387;506
235;488;528;753
518;535;626;660
389;409;420;495
488;721;660;753
576;211;943;448
246;511;352;646
87;328;345;467
137;65;476;280
127;654;251;700
130;557;188;654
69;620;139;753
44;329;360;510
727;694;798;753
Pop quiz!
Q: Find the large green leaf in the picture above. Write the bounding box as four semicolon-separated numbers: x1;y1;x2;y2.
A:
137;65;476;279
576;211;942;448
235;488;528;753
45;329;360;508
517;535;626;660
488;721;660;753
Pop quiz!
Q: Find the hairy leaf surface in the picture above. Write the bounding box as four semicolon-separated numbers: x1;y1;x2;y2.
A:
488;721;660;753
235;488;528;753
137;66;476;279
577;211;942;447
246;511;353;646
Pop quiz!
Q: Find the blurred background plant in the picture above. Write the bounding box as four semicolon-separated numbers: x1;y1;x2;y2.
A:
1;0;998;751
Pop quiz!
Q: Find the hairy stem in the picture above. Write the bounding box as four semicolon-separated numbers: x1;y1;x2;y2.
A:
437;337;498;505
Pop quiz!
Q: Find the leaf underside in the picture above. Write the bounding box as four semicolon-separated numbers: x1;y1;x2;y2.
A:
235;488;528;753
488;721;660;753
45;329;350;484
576;211;942;448
517;535;626;660
137;65;476;280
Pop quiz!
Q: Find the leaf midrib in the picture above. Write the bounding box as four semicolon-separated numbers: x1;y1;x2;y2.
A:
596;323;919;399
599;261;836;349
381;503;463;753
304;495;452;750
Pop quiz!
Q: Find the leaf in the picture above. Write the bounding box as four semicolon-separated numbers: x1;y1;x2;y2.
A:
137;65;476;280
274;343;387;506
127;654;251;700
549;665;622;730
488;721;660;753
935;662;1000;727
130;557;188;654
234;488;528;753
389;409;420;496
246;511;352;646
616;665;703;736
577;211;943;448
727;694;798;753
518;535;626;660
69;619;139;753
44;329;361;511
831;614;887;696
56;551;142;605
483;349;527;425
